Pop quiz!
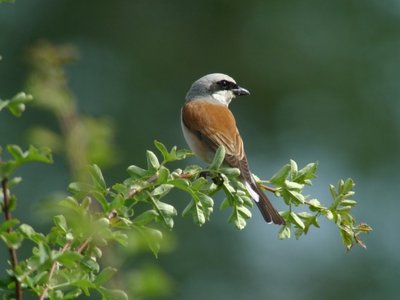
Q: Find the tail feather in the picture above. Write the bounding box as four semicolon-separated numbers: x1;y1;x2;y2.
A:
250;182;285;225
238;156;285;225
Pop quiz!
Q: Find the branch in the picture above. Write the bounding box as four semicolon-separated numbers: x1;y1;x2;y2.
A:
259;183;277;193
39;241;72;300
1;178;22;300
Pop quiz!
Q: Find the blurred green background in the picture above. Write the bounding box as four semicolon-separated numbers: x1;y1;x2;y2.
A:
1;0;399;299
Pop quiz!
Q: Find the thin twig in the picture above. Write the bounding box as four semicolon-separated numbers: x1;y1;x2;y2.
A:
2;178;22;300
259;183;277;193
127;173;160;198
76;237;92;254
127;171;199;198
39;241;72;300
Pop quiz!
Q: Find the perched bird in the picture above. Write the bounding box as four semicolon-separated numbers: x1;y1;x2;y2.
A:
181;73;285;225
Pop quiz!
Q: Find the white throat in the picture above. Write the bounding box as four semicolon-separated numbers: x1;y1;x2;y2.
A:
211;90;233;106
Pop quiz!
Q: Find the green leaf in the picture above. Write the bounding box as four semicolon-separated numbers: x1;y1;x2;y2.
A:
89;164;107;192
98;287;128;300
134;226;163;257
0;231;23;248
133;210;158;225
219;198;231;210
127;165;148;178
156;166;170;184
151;184;174;197
270;164;291;185
154;140;169;162
290;159;298;173
293;162;318;184
91;191;109;211
193;205;206;226
182;200;195;217
287;190;306;204
149;196;177;229
56;252;82;267
342;178;355;194
19;223;46;244
94;267;117;286
7;145;24;160
284;180;304;190
1;145;53;176
238;206;252;219
0;92;33;117
18;223;35;237
146;150;160;170
220;167;241;177
323;209;334;220
290;212;305;229
197;193;214;208
307;198;322;209
0;219;20;234
81;257;100;272
209;146;225;170
191;177;208;190
168;178;190;191
59;197;85;215
229;208;247;230
175;148;194;160
54;215;68;233
340;226;354;251
68;182;93;194
278;225;291;239
37;242;49;263
64;289;83;299
112;231;128;246
22;145;52;163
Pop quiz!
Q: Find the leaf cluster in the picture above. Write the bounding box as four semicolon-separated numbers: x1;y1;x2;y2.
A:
0;92;33;117
268;160;372;250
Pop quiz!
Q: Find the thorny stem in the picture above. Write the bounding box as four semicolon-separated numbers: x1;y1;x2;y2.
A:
1;178;22;300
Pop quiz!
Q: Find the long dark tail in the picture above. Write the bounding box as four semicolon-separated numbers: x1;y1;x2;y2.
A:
250;181;285;225
237;156;285;225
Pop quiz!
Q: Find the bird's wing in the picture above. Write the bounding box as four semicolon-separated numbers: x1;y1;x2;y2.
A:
182;100;244;162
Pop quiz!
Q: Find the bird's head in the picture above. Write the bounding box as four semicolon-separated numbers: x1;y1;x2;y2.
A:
185;73;250;106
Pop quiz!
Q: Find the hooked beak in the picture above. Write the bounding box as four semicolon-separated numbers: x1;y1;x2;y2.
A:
232;86;250;96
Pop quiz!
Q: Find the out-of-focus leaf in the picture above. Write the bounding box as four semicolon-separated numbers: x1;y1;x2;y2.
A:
94;267;117;286
0;92;33;117
98;287;128;300
1;145;53;177
133;210;158;225
209;146;225;170
89;164;107;192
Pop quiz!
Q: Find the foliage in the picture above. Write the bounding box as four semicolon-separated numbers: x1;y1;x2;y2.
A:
0;92;33;117
0;40;372;299
0;136;372;298
268;160;372;250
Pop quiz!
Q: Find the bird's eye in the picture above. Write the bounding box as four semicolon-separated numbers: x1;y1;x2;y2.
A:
218;80;229;89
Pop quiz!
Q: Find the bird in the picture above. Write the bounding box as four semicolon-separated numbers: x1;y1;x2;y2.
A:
181;73;285;225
